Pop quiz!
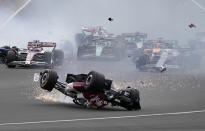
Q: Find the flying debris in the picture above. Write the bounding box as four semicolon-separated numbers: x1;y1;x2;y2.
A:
189;23;196;28
108;17;114;21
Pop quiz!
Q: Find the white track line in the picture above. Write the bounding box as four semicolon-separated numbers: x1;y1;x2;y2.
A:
0;109;205;126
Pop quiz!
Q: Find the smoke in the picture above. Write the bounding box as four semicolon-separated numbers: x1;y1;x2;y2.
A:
0;0;205;47
192;0;205;12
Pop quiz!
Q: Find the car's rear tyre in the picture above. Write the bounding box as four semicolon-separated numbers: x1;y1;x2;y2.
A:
84;71;105;93
75;33;85;46
54;49;64;66
6;50;16;68
120;88;141;110
136;54;150;71
130;88;141;110
44;52;52;68
40;69;58;92
77;47;84;60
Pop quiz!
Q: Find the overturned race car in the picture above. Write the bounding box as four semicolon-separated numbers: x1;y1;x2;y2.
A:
6;40;64;68
36;70;141;110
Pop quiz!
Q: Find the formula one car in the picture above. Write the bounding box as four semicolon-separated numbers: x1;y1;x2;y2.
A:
6;40;64;68
76;26;124;60
77;37;124;60
135;39;179;72
36;70;141;110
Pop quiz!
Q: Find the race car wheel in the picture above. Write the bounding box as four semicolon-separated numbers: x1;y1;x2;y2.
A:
44;52;52;68
6;50;16;68
53;49;64;66
137;54;149;66
77;47;84;60
75;33;85;46
136;54;150;71
120;88;141;110
40;69;58;92
130;88;141;110
84;71;105;93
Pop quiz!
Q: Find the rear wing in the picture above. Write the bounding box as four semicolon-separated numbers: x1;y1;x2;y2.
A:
82;26;110;36
82;26;105;33
82;27;98;33
121;32;147;37
28;42;56;48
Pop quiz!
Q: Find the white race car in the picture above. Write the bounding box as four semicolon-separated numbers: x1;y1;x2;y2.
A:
6;40;64;68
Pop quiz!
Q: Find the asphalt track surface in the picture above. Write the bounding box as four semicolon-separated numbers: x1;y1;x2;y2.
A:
0;59;205;131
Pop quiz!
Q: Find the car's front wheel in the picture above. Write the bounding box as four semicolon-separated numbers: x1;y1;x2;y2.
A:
44;52;52;68
53;49;64;66
40;69;58;92
6;50;17;68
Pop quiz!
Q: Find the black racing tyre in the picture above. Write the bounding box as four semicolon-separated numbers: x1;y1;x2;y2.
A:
44;52;52;67
40;69;58;92
75;33;85;46
137;54;149;66
84;71;105;93
120;88;141;110
53;49;64;66
130;88;141;110
6;50;16;68
77;47;84;60
136;54;150;71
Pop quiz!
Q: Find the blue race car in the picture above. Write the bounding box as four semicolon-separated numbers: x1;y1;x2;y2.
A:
0;46;10;63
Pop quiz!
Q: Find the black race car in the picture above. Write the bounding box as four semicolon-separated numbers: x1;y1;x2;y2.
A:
76;26;123;61
77;37;124;61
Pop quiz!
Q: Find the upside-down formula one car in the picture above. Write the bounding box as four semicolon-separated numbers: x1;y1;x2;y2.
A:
6;40;64;68
35;70;141;110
